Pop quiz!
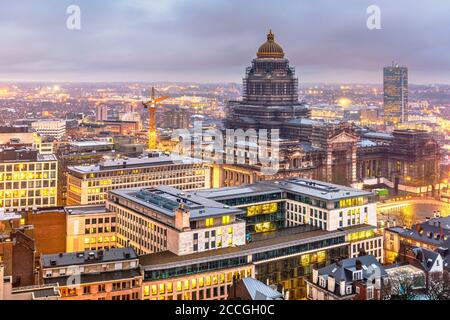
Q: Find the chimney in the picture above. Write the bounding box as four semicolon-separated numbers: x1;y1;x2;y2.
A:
355;259;362;270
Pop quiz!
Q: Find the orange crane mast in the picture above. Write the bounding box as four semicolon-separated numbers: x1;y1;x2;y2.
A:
142;87;169;151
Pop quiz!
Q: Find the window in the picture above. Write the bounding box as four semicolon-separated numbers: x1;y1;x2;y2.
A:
222;215;230;225
353;271;363;281
205;218;213;227
346;285;352;295
367;287;374;300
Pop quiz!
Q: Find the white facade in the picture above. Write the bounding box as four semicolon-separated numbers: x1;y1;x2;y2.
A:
285;200;377;231
31;120;66;140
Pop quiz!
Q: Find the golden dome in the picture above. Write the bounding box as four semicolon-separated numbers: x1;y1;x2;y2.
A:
257;30;284;58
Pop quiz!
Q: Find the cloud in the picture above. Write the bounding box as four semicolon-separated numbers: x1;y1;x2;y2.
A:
0;0;449;83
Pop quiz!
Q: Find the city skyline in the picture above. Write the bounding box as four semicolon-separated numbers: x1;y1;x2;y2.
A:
1;0;450;84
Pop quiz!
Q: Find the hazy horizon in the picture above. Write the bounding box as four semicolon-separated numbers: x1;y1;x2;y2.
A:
1;0;450;84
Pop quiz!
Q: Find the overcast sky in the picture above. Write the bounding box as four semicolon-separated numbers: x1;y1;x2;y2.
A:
1;0;449;84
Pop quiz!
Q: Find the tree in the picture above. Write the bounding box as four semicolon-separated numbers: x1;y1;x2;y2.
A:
425;270;450;300
385;270;422;300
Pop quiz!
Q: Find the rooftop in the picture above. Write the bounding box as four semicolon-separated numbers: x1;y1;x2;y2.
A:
68;154;203;173
64;205;111;216
240;277;284;300
265;178;374;201
110;186;243;220
196;178;373;202
69;141;114;148
139;224;373;271
44;269;141;286
317;255;386;283
41;247;137;268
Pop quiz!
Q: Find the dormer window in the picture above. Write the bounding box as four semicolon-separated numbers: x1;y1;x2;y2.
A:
319;277;326;288
346;285;352;295
353;270;363;281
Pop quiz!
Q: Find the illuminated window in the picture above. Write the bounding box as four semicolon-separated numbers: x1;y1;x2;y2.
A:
183;280;189;290
222;215;230;225
191;278;197;289
220;273;225;284
167;282;173;293
151;285;157;295
227;227;233;234
205;276;211;286
176;281;182;291
84;238;90;244
212;275;218;285
159;283;165;294
205;218;214;227
143;286;150;296
198;277;204;288
228;238;233;246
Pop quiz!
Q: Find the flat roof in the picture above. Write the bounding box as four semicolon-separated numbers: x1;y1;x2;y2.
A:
194;183;281;201
110;186;243;220
139;224;373;270
68;154;204;173
268;178;373;201
64;205;111;215
198;178;373;202
70;141;114;148
44;269;141;286
41;248;137;268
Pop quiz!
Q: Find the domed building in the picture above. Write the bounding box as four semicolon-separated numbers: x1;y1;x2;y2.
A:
226;30;309;132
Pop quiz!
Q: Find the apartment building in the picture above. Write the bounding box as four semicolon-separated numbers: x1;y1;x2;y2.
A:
306;255;388;300
66;155;210;205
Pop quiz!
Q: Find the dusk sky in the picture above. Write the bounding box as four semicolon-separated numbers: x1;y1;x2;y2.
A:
1;0;450;84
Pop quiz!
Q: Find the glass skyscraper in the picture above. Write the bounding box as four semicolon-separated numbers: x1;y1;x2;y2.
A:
383;63;408;124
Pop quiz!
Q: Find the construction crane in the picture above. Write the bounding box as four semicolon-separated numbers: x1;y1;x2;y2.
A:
142;87;169;151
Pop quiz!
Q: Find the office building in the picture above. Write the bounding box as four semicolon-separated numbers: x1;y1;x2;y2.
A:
107;186;246;256
65;205;117;252
66;154;211;205
384;63;408;124
31;120;66;140
0;147;58;211
107;178;381;300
